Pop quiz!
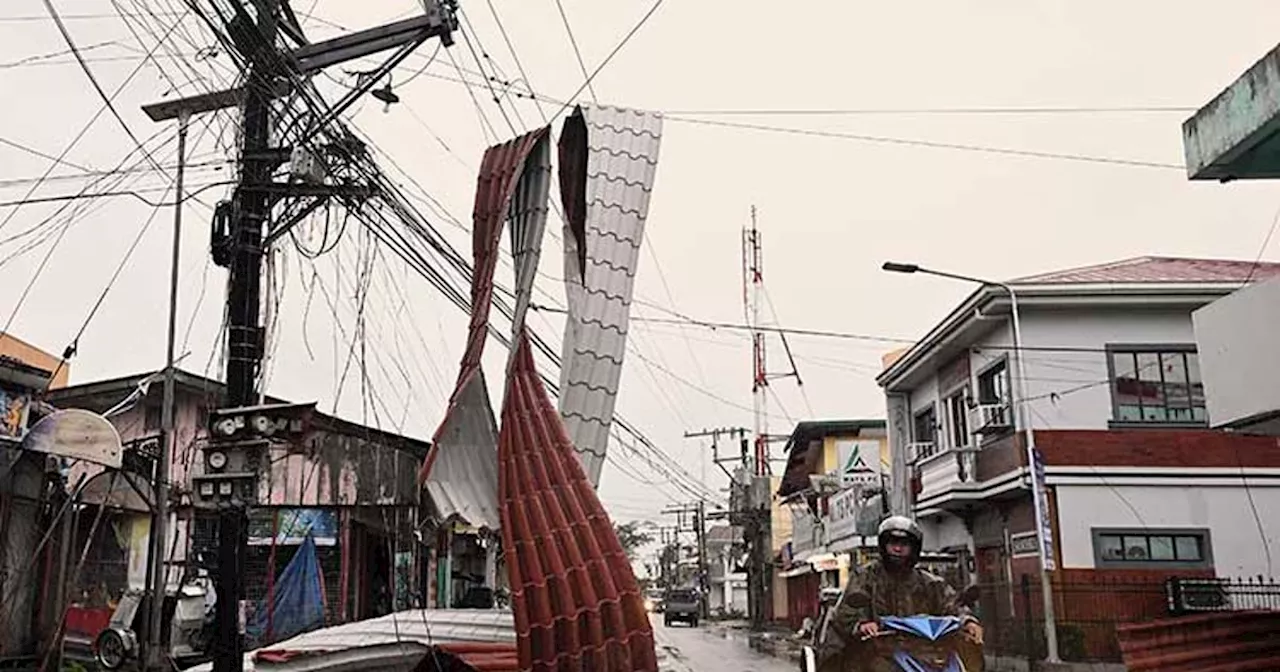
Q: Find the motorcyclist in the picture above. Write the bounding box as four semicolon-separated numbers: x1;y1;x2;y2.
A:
820;515;982;668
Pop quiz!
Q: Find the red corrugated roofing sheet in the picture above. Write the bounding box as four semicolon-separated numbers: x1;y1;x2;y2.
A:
1011;256;1280;285
499;334;656;671
1117;609;1280;672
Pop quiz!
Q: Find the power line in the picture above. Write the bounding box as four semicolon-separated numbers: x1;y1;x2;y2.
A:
664;106;1198;116
529;303;916;344
552;0;598;103
553;0;664;121
0;137;92;173
665;116;1185;170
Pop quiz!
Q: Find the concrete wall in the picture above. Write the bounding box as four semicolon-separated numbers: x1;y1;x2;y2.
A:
921;513;970;553
1055;483;1280;577
1193;276;1280;428
1018;308;1197;431
895;305;1201;440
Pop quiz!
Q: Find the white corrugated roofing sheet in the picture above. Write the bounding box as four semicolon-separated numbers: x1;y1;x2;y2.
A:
557;105;664;488
423;372;501;530
188;609;516;671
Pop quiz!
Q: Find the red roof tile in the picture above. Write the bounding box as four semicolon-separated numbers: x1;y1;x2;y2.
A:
499;336;656;671
1009;256;1280;285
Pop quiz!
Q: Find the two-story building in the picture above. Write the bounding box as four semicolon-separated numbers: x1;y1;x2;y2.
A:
879;256;1280;595
775;419;888;629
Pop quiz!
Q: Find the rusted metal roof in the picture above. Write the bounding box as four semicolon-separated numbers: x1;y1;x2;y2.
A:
555;105;664;489
1010;256;1280;285
416;129;553;528
1117;609;1280;671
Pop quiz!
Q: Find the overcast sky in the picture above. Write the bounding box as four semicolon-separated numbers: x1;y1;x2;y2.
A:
5;0;1280;537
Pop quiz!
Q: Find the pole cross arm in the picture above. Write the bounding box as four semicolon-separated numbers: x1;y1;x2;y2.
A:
288;5;457;74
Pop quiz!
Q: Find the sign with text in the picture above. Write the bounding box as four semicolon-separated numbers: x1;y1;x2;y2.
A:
1030;448;1057;571
1010;531;1039;558
825;487;860;545
837;439;881;487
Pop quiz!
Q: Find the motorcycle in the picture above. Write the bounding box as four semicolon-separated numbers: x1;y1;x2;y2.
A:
801;585;984;672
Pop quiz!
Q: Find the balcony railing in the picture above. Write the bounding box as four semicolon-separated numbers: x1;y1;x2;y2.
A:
969;402;1013;435
907;441;939;464
911;441;981;513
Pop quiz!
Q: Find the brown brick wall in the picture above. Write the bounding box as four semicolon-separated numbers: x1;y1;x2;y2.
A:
1037;429;1280;468
975;430;1280;482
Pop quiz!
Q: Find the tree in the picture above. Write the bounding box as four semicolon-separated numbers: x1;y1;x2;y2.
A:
614;520;655;562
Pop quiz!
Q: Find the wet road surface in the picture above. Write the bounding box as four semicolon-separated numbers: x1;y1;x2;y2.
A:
652;615;797;672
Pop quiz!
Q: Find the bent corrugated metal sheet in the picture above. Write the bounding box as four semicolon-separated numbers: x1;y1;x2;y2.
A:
416;129;552;531
556;105;664;489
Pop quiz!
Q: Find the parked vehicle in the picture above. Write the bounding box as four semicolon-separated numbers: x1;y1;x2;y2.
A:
93;572;217;670
662;588;700;627
801;586;983;672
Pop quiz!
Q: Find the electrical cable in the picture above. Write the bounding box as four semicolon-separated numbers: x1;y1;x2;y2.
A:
666;116;1184;170
552;0;597;103
553;0;664;122
663;106;1199;116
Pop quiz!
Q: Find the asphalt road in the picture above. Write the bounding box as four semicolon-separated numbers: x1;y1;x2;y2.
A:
652;615;797;672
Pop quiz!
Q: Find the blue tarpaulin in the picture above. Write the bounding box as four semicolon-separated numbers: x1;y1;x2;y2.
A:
247;533;326;645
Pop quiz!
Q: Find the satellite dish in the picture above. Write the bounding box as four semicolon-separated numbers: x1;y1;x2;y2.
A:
23;408;123;470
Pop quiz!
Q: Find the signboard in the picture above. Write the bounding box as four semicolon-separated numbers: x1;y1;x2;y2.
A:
826;487;860;545
1030;448;1057;571
22;408;122;469
837;439;881;487
1010;531;1040;558
247;508;338;546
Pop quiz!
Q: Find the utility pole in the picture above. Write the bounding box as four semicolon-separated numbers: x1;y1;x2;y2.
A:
663;502;711;619
136;100;193;670
742;207;768;477
684;427;750;481
147;3;457;670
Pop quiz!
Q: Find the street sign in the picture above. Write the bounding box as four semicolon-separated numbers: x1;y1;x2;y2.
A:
1030;448;1056;571
837;439;880;487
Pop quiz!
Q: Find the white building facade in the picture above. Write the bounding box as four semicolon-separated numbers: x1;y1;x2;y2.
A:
880;257;1280;584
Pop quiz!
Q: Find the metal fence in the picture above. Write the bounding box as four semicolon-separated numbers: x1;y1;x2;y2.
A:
975;575;1280;664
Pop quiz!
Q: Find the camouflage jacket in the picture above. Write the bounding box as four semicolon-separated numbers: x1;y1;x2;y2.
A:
816;562;977;672
831;561;975;636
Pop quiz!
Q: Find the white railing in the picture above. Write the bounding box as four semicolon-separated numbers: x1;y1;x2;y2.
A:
969;402;1013;434
907;441;938;464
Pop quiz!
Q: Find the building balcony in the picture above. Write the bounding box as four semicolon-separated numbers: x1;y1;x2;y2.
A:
912;443;982;516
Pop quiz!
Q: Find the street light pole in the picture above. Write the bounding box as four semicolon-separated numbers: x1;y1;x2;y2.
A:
882;261;1061;664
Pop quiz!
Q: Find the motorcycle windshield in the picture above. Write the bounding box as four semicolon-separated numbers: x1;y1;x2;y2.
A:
891;649;965;672
880;616;963;641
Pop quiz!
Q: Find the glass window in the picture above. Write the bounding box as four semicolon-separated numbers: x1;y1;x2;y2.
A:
1109;347;1205;424
1175;536;1203;561
1098;535;1124;561
913;407;936;445
1096;530;1211;568
1149;536;1175;560
947;392;968;449
1121;536;1149;560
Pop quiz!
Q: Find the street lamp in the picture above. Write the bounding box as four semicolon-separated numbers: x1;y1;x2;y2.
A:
882;261;1062;664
